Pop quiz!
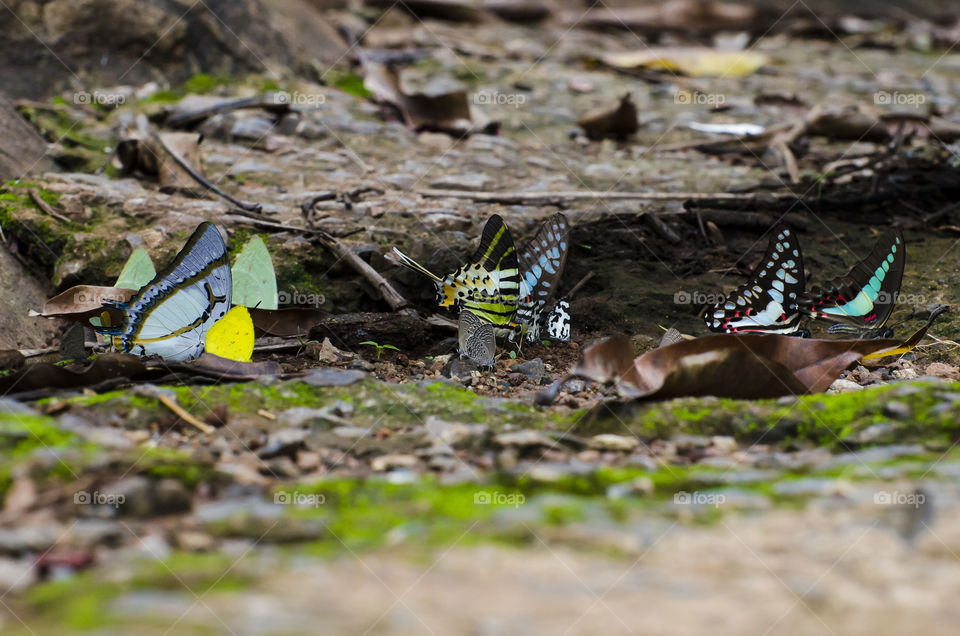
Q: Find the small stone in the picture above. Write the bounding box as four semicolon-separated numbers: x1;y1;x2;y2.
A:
512;358;546;381
925;362;960;380
495;430;554;448
152;479;192;516
430;173;493;190
606;477;654;499
845;422;897;444
710;436;738;453
883;401;912;420
258;429;308;459
446;358;479;380
829;378;863;393
891;367;918;380
564;379;586;392
263;456;301;479
371;454;419;472
589;434;640;451
296;451;321;471
0;558;35;594
172;530;215;552
332;426;371;439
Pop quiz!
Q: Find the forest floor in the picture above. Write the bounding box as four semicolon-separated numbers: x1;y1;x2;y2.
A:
4;2;960;634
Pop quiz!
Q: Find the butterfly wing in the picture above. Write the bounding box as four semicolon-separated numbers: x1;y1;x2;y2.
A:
458;310;496;367
704;225;805;334
801;230;904;329
99;222;232;361
515;214;570;329
539;298;571;342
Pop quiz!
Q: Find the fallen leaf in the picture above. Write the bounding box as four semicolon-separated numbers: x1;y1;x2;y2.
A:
601;48;769;78
577;93;638;140
539;310;943;404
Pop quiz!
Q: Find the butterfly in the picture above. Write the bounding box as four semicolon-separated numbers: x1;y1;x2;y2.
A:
704;225;806;334
458;309;496;367
388;214;521;327
510;213;571;342
539;298;571;342
96;222;232;361
800;230;904;336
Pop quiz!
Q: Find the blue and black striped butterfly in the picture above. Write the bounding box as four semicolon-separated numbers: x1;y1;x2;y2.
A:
800;230;904;336
511;213;570;343
704;225;806;334
96;222;232;361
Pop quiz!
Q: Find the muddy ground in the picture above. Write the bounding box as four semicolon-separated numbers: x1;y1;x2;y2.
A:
3;1;960;634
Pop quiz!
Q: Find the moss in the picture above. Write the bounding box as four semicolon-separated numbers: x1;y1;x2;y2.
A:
0;413;93;500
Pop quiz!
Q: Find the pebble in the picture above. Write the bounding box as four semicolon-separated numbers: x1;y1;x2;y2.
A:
430;174;494;190
589;434;640;451
495;430;554;448
829;378;863;393
258;429;308;458
512;358;546;381
371;454;419;472
882;401;913;420
844;422;897;444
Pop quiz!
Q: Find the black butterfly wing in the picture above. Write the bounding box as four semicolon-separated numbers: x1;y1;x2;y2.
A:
516;214;570;323
704;225;805;334
801;230;904;328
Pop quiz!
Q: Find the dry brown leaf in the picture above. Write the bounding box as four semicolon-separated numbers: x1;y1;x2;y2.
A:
577;94;638;140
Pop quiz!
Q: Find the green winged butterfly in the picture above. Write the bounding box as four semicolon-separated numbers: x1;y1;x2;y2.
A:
800;230;904;336
115;248;157;290
232;234;278;310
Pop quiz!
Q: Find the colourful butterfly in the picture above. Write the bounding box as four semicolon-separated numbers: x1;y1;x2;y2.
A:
801;230;904;336
388;214;521;328
97;222;232;361
511;213;571;342
705;225;806;334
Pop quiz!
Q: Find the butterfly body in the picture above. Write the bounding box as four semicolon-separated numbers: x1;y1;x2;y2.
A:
98;223;232;361
705;225;805;334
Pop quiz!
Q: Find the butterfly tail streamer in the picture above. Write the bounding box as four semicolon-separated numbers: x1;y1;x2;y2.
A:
387;248;444;283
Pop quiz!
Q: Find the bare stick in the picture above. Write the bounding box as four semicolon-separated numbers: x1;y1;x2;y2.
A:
565;271;595;300
158;393;215;434
418;188;795;206
152;133;262;213
28;189;72;224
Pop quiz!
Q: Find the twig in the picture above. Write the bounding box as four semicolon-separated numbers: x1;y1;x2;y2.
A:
152;133;262;213
157;393;215;434
566;271;595;300
27;189;72;224
225;211;413;313
418;188;794;206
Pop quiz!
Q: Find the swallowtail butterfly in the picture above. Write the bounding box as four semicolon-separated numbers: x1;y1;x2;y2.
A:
388;214;521;327
705;225;806;334
97;222;232;361
801;230;904;335
458;309;496;367
511;213;570;342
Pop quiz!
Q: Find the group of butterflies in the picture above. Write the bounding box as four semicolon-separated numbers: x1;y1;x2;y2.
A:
88;214;903;367
703;224;906;338
388;213;573;367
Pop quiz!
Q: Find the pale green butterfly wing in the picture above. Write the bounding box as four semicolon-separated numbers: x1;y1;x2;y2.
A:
115;248;157;290
232;235;278;310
